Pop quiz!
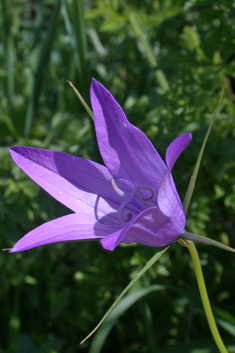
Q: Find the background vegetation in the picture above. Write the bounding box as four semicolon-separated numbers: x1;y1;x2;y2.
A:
1;0;235;352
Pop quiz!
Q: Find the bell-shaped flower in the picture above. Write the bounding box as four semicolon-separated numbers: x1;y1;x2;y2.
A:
9;79;192;252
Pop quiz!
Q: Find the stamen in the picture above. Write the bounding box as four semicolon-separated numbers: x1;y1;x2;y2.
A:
118;201;133;222
131;185;157;202
111;178;125;197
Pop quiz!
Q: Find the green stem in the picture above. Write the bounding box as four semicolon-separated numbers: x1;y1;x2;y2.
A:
180;82;228;351
181;239;228;353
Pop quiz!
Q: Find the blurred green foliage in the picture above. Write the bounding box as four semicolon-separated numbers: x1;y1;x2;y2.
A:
1;0;235;352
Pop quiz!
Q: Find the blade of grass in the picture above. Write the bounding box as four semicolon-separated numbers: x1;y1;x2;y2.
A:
1;0;15;123
129;12;169;92
139;299;158;353
87;28;108;57
8;285;21;353
158;341;235;353
81;246;170;344
183;83;226;214
71;0;88;88
62;0;89;99
61;0;82;76
214;308;235;327
32;0;45;48
24;0;61;137
217;319;235;338
89;285;166;353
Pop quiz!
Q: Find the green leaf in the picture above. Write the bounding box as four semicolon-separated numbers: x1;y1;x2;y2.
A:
89;285;167;353
217;319;235;338
81;246;170;344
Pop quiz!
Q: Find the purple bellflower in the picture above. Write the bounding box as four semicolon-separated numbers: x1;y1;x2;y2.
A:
9;79;192;253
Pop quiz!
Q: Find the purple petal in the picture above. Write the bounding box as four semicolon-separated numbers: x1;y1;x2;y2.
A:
91;79;167;189
166;133;192;167
124;207;179;246
98;134;192;251
9;147;122;216
10;213;121;252
157;133;192;225
101;206;179;251
100;228;126;251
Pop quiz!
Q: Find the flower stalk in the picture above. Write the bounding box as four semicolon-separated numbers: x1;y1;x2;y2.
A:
181;83;228;352
180;239;228;353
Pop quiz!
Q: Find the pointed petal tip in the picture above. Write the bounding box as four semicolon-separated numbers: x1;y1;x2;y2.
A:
185;132;193;144
101;235;118;251
9;146;28;157
91;79;107;97
9;146;22;151
9;147;21;161
91;78;100;90
166;132;192;168
9;146;17;154
9;242;31;253
177;132;193;147
184;131;192;139
9;246;21;253
91;77;99;84
91;79;110;97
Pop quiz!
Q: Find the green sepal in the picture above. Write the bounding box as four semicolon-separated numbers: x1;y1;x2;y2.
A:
181;231;235;253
